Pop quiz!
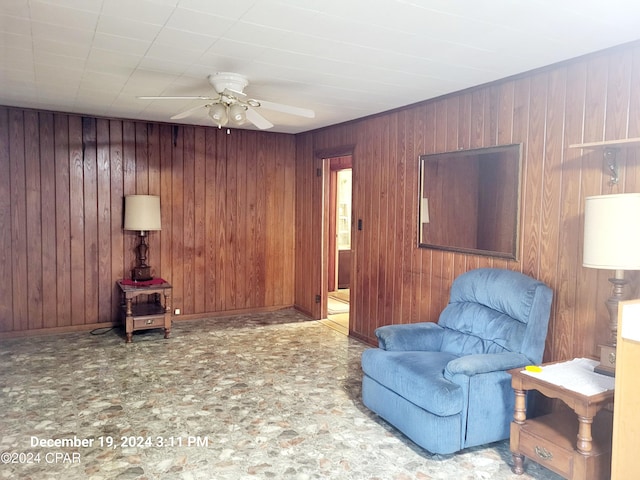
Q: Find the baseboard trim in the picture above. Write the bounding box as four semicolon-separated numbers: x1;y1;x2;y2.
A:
349;330;377;347
0;305;302;339
170;304;297;322
0;321;119;340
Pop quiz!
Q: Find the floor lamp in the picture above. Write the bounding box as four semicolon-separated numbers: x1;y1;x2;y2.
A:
583;193;640;376
124;195;162;281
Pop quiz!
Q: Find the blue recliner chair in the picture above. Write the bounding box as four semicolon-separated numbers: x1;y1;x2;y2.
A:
361;268;553;455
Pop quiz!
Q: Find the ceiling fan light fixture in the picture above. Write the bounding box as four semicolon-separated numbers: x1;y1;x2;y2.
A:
145;72;315;130
228;103;247;125
208;72;248;94
208;103;228;127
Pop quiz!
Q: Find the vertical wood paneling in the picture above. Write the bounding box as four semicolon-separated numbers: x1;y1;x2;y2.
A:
134;123;148;193
369;117;383;338
385;113;399;328
96;119;112;323
392;110;407;326
39;113;57;329
82;118;99;326
555;62;586;363
296;42;640;363
213;128;227;311
261;134;274;306
245;132;258;307
522;73;546;278
225;132;237;310
68;117;85;326
538;69;566;359
277;135;289;304
171;127;184;312
203;128;215;311
294;133;316;317
109;120;124;321
122;122;137;277
626;48;640;207
182;127;195;314
159;124;173;292
577;55;609;357
147;123;162;278
0;108;12;330
236;132;248;309
148;124;161;194
379;116;394;330
1;109;296;336
414;106;427;322
284;136;296;305
54;114;71;327
371;119;383;330
24;111;43;330
497;83;515;144
193;127;206;314
10;110;28;331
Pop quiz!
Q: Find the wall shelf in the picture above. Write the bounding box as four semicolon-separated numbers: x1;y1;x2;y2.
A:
569;138;640;149
568;138;640;185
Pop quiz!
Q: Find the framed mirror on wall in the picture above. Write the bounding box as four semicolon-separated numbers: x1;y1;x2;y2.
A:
418;144;522;260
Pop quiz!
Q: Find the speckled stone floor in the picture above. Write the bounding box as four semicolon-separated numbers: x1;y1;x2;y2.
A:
0;309;562;480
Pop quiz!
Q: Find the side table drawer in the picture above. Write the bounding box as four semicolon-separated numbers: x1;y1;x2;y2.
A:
518;414;574;477
133;316;166;329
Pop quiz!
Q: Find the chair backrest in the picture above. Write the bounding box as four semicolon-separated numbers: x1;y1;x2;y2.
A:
437;268;553;364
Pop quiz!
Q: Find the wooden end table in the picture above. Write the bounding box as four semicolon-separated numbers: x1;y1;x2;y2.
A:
116;280;172;343
509;362;614;480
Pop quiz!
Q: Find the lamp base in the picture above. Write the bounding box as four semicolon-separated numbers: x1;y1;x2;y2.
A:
131;266;153;282
594;344;616;377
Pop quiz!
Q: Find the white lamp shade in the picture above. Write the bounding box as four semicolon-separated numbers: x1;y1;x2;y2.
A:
583;193;640;270
228;103;246;124
209;103;228;126
124;195;161;231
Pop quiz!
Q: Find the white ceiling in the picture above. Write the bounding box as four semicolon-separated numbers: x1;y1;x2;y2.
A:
2;0;640;134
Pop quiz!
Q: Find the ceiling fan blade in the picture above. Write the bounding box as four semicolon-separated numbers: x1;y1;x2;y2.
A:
252;99;315;118
223;88;246;98
245;107;274;130
170;104;209;120
137;95;215;100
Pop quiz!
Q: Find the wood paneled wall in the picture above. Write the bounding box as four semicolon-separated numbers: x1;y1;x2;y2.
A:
3;40;640;361
295;41;640;362
0;110;296;335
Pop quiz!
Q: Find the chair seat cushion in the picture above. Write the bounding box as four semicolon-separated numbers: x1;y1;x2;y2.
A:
361;349;462;416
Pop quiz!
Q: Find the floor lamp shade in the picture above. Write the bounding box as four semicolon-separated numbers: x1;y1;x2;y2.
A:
583;193;640;270
124;195;161;232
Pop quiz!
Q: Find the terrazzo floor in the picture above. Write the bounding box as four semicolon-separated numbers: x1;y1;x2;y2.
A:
0;309;562;480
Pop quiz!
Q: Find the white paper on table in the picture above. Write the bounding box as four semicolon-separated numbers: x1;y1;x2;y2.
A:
521;358;615;395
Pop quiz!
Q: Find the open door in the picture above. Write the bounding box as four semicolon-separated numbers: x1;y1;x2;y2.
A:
325;155;352;334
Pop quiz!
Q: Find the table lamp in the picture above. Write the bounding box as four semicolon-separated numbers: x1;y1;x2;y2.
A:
124;195;161;281
583;192;640;375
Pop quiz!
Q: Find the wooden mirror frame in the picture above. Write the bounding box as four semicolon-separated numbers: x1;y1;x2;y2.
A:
418;144;522;260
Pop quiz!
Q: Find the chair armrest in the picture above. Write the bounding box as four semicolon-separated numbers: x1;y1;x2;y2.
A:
375;322;444;351
445;352;530;378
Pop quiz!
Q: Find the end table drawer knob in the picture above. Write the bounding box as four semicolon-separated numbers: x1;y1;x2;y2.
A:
534;446;553;460
146;319;154;325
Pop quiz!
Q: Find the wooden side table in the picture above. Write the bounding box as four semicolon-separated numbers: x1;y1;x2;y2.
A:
116;280;172;343
509;361;614;480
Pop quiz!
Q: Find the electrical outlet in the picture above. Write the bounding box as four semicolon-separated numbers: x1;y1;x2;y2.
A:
174;308;181;315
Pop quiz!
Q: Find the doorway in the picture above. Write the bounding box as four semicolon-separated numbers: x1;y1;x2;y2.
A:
324;155;352;335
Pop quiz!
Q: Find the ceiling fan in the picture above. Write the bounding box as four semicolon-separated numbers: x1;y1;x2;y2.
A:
138;72;315;130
